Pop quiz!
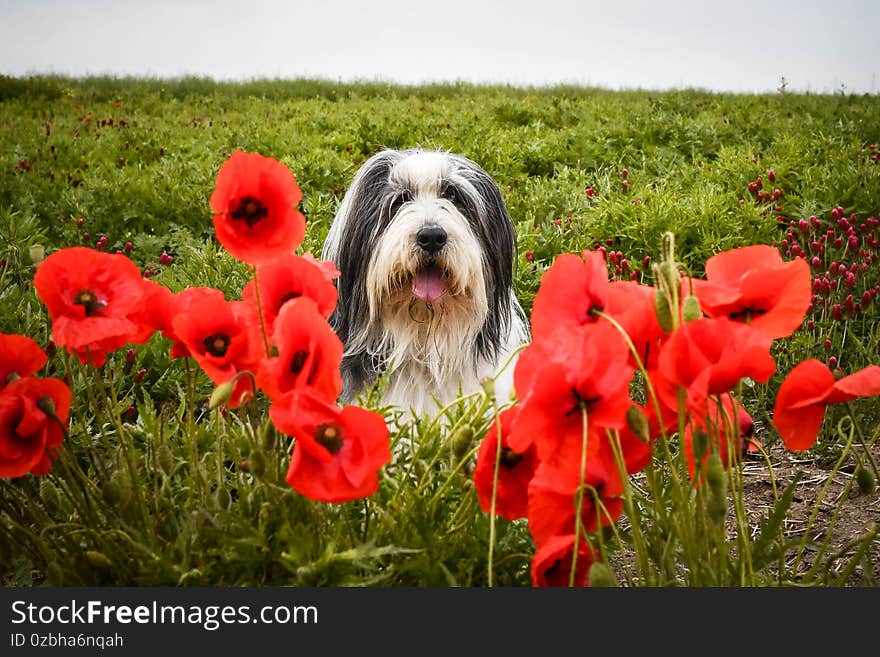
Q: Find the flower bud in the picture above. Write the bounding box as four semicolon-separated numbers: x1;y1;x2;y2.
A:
29;243;46;265
209;381;234;410
102;475;123;506
705;452;726;496
250;449;266;477
480;377;495;399
85;550;113;569
654;289;674;333
261;425;276;452
682;295;701;322
215;485;231;509
45;561;64;586
157;444;174;476
588;561;618;587
855;465;876;495
109;468;132;507
625;405;651;443
691;429;709;462
451;425;476;459
39;478;61;511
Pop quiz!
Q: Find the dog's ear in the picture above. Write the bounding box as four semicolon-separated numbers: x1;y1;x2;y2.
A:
323;150;400;355
459;162;517;360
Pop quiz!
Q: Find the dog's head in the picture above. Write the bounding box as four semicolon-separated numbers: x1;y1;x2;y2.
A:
323;148;517;386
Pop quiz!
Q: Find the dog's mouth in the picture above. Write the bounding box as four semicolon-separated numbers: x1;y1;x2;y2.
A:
411;264;447;303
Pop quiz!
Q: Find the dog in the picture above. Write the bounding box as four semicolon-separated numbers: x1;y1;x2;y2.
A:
322;148;529;415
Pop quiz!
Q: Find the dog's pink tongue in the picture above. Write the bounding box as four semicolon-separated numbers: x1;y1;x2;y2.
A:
412;266;445;302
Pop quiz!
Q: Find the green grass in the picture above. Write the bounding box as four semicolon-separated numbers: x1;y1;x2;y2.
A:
1;76;878;586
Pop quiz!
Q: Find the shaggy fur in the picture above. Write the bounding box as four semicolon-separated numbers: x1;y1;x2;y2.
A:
322;148;529;415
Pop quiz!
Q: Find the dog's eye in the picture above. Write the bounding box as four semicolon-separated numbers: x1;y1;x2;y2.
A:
441;185;459;205
388;190;412;216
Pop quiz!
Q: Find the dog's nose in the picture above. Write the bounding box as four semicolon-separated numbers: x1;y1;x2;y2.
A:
416;225;447;253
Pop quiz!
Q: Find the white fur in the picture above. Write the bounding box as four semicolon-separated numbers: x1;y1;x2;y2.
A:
323;149;529;416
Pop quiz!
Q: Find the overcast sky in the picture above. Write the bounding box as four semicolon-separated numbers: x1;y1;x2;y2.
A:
1;0;878;94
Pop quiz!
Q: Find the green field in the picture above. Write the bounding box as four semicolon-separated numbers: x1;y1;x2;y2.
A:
1;76;878;586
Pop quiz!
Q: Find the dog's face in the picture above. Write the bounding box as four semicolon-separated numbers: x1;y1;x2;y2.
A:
323;148;517;391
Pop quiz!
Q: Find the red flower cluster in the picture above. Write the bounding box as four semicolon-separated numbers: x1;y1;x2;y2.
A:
27;151;391;502
0;334;71;478
475;239;879;586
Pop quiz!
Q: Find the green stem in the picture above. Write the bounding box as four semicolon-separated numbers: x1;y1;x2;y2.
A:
251;267;272;357
487;407;503;588
570;406;589;586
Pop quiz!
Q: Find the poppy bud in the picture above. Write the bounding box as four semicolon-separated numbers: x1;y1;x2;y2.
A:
451;425;475;459
157;444;174;476
855;465;876;495
261;425;276;452
682;295;701;322
102;477;123;505
705;452;726;495
29;243;46;265
250;449;266;477
654;289;674;333
39;478;61;511
45;561;64;586
625;405;651;443
588;561;618;587
209;381;234;410
481;377;495;399
692;429;710;463
215;485;230;509
109;468;132;507
85;550;113;569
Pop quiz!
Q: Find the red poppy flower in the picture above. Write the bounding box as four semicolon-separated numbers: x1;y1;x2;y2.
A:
243;254;338;333
163;287;227;359
510;323;633;472
655;317;775;417
527;452;624;549
530;250;609;341
34;247;153;366
773;360;880;451
0;334;47;390
0;376;71;478
684;394;754;479
531;534;595;587
690;245;811;339
172;296;262;407
301;253;341;282
127;278;176;344
256;298;343;403
270;390;391;503
606;280;666;369
209;151;306;264
473;406;538;521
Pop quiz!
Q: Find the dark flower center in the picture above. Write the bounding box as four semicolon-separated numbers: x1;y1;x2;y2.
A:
585;304;603;322
729;307;768;322
204;333;231;357
231;196;268;227
499;446;523;469
280;291;302;305
74;289;104;316
315;423;343;454
289;350;309;374
566;388;601;416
